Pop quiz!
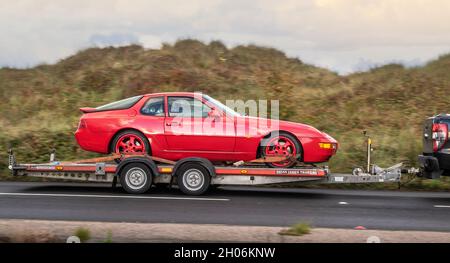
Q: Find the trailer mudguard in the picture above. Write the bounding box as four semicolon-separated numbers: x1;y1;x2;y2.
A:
172;157;216;177
115;157;159;178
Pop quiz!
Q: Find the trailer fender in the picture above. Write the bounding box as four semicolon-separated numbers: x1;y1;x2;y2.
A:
115;157;159;178
172;157;216;178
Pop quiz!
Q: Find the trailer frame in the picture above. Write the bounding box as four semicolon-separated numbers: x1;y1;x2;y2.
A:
7;147;406;195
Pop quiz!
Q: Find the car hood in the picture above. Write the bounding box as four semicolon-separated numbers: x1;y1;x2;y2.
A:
238;116;332;139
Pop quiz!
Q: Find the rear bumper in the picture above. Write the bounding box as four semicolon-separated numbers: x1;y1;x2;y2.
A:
418;155;439;171
75;129;111;154
418;155;442;179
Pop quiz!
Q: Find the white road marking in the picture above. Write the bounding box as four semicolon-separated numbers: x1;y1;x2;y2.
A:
0;192;230;201
339;201;349;205
434;205;450;208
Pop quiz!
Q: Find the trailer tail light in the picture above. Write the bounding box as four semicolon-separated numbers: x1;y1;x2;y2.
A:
432;123;448;152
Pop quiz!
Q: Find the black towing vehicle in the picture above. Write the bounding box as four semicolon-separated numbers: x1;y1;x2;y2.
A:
419;114;450;179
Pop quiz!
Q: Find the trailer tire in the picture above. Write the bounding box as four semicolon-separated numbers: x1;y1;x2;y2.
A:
119;163;153;194
177;163;211;195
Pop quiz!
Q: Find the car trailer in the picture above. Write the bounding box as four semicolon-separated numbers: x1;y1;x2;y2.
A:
7;141;410;195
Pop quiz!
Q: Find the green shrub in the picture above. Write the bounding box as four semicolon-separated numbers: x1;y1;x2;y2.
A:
279;223;311;236
74;227;91;243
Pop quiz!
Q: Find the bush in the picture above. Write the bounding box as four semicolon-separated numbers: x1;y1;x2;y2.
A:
279;223;311;236
74;227;91;243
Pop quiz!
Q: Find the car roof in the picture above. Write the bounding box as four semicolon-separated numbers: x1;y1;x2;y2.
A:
433;113;450;119
142;92;204;97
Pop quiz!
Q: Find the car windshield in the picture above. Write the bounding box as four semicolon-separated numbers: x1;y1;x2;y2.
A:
96;96;143;111
203;95;240;117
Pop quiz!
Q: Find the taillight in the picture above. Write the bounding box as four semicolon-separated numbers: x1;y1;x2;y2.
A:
78;120;87;130
432;123;448;152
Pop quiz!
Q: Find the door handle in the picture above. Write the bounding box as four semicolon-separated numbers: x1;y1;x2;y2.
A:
166;122;180;126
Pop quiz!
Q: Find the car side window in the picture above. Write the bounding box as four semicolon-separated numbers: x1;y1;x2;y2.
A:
168;96;211;118
140;97;165;116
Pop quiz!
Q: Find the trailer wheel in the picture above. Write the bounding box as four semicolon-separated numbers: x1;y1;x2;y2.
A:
177;163;211;195
119;163;153;194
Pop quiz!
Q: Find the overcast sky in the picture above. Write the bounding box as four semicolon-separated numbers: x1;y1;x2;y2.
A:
1;0;450;74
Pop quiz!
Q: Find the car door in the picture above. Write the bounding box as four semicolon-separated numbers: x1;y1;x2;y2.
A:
164;95;235;152
135;96;167;152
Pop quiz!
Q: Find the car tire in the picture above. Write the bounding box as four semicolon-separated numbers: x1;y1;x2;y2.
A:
177;163;211;195
110;130;151;155
119;163;153;194
442;169;450;176
260;132;302;168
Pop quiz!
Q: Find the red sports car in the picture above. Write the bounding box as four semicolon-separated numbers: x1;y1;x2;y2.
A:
75;92;338;168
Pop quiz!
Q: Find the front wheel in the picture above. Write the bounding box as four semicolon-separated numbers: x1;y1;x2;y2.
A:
177;163;211;195
260;132;302;168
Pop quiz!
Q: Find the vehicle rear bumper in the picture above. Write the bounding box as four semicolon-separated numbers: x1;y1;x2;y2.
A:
75;129;110;154
418;155;439;170
418;155;442;179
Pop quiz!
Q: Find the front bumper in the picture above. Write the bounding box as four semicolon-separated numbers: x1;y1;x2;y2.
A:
300;137;338;163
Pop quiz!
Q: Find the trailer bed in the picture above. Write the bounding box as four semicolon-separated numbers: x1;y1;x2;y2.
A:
9;149;402;184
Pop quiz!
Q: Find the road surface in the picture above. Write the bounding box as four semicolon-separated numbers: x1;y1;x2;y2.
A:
0;182;449;231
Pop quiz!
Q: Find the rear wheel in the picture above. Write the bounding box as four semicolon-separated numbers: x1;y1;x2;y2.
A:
111;130;150;154
177;163;211;195
260;132;302;168
119;163;153;194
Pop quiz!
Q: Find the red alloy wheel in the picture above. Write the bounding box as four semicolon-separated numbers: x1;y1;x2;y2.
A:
264;135;297;167
115;134;146;154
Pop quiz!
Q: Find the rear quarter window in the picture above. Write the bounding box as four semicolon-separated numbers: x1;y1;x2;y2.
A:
439;119;450;126
140;97;165;116
96;96;143;111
